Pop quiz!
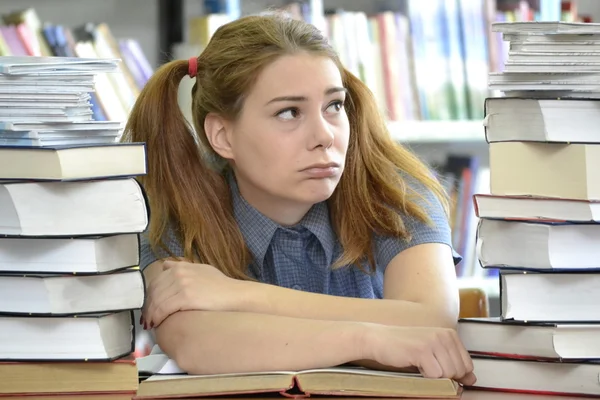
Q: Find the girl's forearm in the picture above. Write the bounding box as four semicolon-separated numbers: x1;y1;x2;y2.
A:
155;310;367;374
238;281;456;328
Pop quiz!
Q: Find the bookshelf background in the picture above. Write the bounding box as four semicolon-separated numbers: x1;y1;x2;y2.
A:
2;0;599;66
2;0;600;320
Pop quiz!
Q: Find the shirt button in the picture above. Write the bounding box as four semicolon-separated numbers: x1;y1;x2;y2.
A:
292;284;302;290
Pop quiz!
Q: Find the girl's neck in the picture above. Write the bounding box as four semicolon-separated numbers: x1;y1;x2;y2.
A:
232;173;312;227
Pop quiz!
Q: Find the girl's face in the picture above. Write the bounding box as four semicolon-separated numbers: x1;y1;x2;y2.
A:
217;53;350;216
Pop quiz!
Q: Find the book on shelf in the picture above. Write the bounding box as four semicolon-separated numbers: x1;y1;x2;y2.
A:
135;348;461;399
433;155;492;281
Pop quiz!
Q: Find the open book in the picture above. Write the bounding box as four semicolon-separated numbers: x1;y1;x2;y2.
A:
135;348;461;399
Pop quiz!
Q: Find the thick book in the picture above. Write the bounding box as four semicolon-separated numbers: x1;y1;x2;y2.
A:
0;142;146;180
0;178;149;236
489;141;600;201
471;355;600;396
0;311;134;361
473;194;600;222
0;268;144;315
0;356;138;396
500;271;600;322
0;234;139;274
483;97;600;144
458;317;600;360
476;219;600;271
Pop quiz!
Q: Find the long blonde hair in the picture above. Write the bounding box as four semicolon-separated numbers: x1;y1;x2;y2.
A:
122;14;448;278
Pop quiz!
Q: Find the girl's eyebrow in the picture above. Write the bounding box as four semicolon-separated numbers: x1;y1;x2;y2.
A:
265;87;347;106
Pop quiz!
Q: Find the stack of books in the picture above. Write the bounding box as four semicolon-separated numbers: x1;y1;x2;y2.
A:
458;21;600;397
0;56;147;397
0;56;125;147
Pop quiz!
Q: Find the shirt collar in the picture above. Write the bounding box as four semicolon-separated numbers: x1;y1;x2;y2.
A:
228;173;336;266
298;201;335;265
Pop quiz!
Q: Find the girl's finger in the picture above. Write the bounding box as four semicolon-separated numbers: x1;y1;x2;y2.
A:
145;271;177;327
151;290;184;327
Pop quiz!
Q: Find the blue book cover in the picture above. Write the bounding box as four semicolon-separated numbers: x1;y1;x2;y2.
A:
204;0;240;19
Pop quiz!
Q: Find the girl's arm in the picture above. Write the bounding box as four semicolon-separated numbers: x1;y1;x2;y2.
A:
155;309;474;386
155;309;364;374
240;243;459;328
144;260;475;385
145;243;458;330
143;260;362;374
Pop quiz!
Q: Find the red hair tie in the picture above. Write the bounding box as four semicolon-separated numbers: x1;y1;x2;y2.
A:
188;57;198;78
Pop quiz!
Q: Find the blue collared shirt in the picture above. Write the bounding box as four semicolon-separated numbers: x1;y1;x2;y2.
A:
140;174;460;299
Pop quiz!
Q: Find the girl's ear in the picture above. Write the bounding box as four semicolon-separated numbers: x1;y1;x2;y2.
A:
204;113;235;160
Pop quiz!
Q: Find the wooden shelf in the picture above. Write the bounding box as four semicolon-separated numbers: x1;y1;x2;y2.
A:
388;120;486;143
458;276;500;298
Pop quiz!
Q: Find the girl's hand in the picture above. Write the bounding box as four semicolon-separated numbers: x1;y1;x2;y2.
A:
363;324;476;386
142;260;243;328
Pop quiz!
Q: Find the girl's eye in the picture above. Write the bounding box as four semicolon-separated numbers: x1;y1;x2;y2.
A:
276;108;299;120
326;100;344;113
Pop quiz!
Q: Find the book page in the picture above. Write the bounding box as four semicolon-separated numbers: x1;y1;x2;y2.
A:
297;366;422;378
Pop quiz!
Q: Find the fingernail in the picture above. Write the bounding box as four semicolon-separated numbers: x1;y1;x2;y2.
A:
150;322;155;329
143;322;148;330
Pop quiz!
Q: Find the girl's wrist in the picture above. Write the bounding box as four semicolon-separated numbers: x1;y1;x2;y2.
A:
355;322;383;361
229;278;263;313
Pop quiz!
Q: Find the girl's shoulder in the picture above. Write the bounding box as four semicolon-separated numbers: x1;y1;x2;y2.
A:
373;172;461;269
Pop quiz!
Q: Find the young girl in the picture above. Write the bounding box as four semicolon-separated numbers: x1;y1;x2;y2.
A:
123;13;475;385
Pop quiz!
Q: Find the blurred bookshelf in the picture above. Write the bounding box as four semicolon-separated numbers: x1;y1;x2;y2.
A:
390;120;485;143
458;277;500;299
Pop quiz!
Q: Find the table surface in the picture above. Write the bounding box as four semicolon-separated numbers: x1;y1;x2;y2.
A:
3;389;591;400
